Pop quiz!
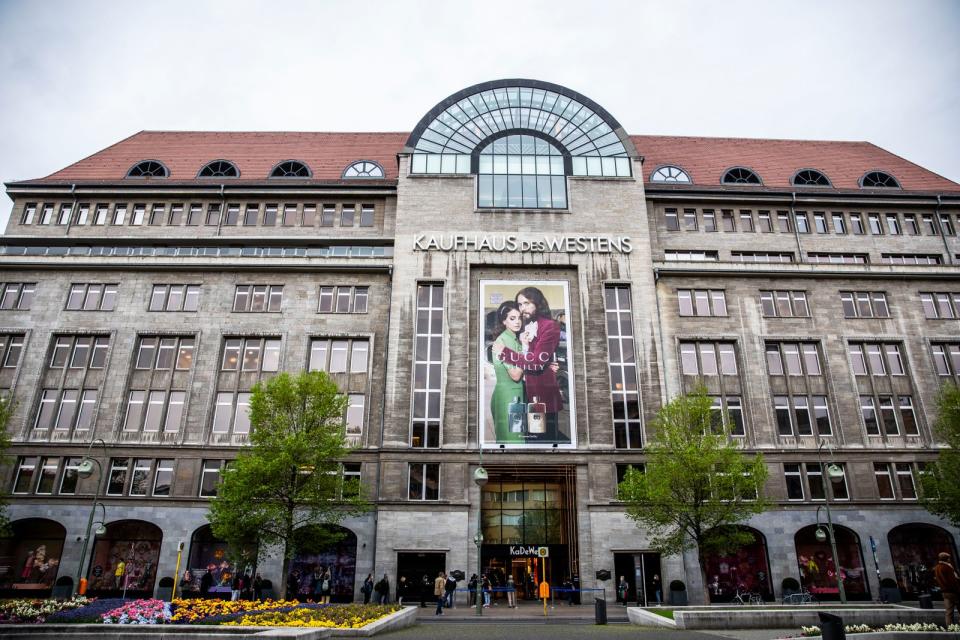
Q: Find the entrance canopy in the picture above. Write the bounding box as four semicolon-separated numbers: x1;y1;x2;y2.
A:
405;79;637;177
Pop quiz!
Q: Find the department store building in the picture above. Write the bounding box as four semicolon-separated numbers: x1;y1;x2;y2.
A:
1;79;958;604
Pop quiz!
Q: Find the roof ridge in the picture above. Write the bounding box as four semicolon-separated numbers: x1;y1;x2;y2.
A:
630;133;868;145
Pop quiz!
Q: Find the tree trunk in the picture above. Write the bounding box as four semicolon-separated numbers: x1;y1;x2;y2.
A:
279;554;291;601
697;546;710;606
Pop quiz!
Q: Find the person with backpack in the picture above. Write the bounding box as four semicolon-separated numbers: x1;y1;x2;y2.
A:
444;572;458;608
319;568;332;604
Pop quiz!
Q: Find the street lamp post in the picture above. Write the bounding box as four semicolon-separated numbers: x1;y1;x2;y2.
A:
74;438;108;596
815;439;847;604
473;464;488;616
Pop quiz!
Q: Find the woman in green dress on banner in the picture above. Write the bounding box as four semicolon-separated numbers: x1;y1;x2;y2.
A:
491;301;525;443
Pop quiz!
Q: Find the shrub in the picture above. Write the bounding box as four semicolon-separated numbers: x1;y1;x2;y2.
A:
669;580;685;591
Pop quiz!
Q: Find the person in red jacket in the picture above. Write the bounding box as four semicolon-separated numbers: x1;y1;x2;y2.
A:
493;287;563;443
934;552;960;628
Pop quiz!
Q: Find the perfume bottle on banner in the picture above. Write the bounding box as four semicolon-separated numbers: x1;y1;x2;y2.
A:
527;396;546;434
508;396;526;434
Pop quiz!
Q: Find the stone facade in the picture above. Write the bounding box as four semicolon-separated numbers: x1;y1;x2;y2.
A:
1;80;959;605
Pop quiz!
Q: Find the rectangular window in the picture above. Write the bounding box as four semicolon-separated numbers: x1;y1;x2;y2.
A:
606;286;642;448
879;396;898;435
21;204;36;225
13;457;38;494
861;395;879;434
677;289;726;316
832;213;846;234
345;394;365;436
806;463;825;500
341;204;355;227
263;204;278;226
721;210;735;231
881;254;943;265
758;211;773;232
679;341;737;376
340;462;362;498
850;213;865;234
129;458;152;496
868;213;883;235
65;283;118;311
408;462;439;500
0;334;24;368
664;208;680;230
107;458;129;495
302;204;316;226
739;210;754;232
360;204;375;227
59;457;81;494
233;285;283;312
731;252;794;263
808;253;868;264
814;212;828;233
683;209;697;230
903;214;919;235
168;204;184;225
321;205;336;227
153;459;174;496
896;463;917;500
412;283;443;448
243;204;259;226
149;284;200;312
785;463;804;500
841;291;889;318
131;204;145;226
664;250;719;261
35;457;59;494
186;204;202;226
221;337;280;373
199;460;224;497
777;212;791;232
282;204;298;226
224;204;240;225
886;214;901;235
794;212;809;233
149;204;165;225
0;283;36;310
931;343;960;378
759;290;809;317
703;210;717;232
899;396;919;435
875;463;895;499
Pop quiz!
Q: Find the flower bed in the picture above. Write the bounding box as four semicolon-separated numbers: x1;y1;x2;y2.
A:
0;597;91;624
45;598;127;623
222;604;400;628
102;599;172;624
170;598;301;623
801;623;960;636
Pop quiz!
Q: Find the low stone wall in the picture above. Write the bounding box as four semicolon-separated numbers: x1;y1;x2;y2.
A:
626;608;676;628
329;606;418;637
670;606;945;630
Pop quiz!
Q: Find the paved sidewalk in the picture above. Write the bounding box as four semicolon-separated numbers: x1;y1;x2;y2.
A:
412;599;629;622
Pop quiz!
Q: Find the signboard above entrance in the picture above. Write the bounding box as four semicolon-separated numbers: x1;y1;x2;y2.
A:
414;234;632;254
509;546;550;558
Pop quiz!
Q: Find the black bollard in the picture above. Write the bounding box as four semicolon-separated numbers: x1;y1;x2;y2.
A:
594;597;608;625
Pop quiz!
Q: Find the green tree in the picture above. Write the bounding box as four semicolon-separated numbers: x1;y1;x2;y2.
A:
0;395;15;535
921;382;960;526
617;387;768;603
208;371;368;597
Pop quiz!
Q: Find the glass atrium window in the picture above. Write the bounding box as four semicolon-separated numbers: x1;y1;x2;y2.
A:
650;165;691;183
126;160;168;178
860;171;900;189
722;167;762;185
792;169;831;187
409;84;631;177
198;160;239;178
343;161;385;178
477;134;566;208
270;160;311;178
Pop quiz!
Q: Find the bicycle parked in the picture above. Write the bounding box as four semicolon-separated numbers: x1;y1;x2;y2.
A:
732;585;764;605
782;587;817;605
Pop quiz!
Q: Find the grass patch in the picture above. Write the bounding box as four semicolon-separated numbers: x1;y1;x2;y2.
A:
646;608;674;619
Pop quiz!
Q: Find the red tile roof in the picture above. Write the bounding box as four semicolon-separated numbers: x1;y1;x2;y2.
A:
632;135;960;192
13;130;960;193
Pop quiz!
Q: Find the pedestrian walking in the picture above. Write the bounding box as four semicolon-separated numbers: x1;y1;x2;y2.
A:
652;574;662;605
376;573;390;604
445;571;458;608
934;552;960;628
469;574;478;606
617;575;629;606
482;574;492;607
434;571;446;615
397;575;408;606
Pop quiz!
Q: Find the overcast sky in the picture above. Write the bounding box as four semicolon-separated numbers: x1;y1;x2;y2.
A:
0;0;957;228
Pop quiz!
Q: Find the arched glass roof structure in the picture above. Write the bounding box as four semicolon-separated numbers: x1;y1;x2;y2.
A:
405;80;636;177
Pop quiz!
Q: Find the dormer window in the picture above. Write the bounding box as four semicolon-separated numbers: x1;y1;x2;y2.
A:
792;169;831;187
270;161;311;178
126;161;168;178
650;165;691;183
721;167;762;185
198;160;239;178
860;171;900;189
343;161;385;178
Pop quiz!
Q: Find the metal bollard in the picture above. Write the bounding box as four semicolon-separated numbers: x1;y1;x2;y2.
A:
818;612;845;640
595;597;607;625
917;593;933;609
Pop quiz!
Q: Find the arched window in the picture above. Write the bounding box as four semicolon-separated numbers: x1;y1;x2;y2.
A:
343;161;385;178
198;160;239;178
794;524;870;600
126;160;168;178
722;167;762;185
792;169;831;187
477;134;566;208
270;160;311;178
650;165;691;183
860;171;900;189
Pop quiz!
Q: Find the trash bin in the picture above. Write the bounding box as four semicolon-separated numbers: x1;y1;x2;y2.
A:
572;575;581;605
818;612;845;640
918;593;933;609
594;597;607;625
